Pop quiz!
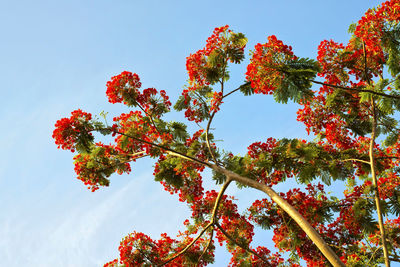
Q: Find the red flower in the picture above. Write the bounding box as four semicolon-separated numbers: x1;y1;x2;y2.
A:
246;35;297;94
52;109;93;152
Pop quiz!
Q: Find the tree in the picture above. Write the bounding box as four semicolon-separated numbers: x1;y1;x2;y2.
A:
53;1;400;266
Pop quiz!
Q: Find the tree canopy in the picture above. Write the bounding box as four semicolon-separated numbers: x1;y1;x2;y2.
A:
53;1;400;266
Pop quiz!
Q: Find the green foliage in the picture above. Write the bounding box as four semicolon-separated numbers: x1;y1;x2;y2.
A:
154;156;184;188
238;81;254;96
388;190;400;216
74;121;95;153
206;50;228;84
213;153;253;185
348;22;357;34
173;86;212;121
273;58;320;104
168;121;190;142
382;23;400;76
228;32;247;63
353;198;378;234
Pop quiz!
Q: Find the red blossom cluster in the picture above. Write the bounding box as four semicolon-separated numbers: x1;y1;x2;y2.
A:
52;109;93;152
378;172;400;198
73;142;132;192
247;138;278;158
73;154;102;192
106;71;171;117
246;138;295;185
296;1;400;152
246;35;297;95
104;229;213;266
186;25;230;85
106;71;141;104
180;25;246;123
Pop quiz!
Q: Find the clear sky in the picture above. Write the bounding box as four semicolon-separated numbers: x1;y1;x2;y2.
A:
0;0;386;266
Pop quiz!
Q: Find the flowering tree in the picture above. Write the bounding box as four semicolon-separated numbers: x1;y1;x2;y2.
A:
53;1;400;266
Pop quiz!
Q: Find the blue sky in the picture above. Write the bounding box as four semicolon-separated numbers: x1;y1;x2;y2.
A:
0;1;386;266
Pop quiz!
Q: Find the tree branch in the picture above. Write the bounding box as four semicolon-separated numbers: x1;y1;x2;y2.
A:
209;164;345;267
197;230;214;263
310;80;400;100
103;127;211;167
205;111;219;164
223;87;241;98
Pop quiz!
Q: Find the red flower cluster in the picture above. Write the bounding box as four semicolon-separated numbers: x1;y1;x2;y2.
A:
351;0;400;76
112;110;173;156
247;138;278;158
378;172;400;198
111;231;210;266
317;40;347;85
106;71;141;104
52;109;93;152
73;142;132;192
186;25;230;85
246;138;295;186
181;25;247;122
106;71;171;117
246;35;297;94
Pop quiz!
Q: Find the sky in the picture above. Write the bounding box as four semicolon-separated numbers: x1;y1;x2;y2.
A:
0;0;387;266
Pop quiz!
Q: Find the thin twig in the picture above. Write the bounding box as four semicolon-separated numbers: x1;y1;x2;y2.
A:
104;127;210;167
223;87;241;98
197;230;214;262
310;80;400;100
205;111;219;164
136;103;163;135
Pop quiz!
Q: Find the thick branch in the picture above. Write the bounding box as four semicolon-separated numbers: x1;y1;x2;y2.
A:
209;164;345;267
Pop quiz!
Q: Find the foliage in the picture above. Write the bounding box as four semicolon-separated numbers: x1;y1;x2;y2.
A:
53;2;400;266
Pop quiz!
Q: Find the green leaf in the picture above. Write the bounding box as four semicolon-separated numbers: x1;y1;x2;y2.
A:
239;81;254;96
174;95;189;111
